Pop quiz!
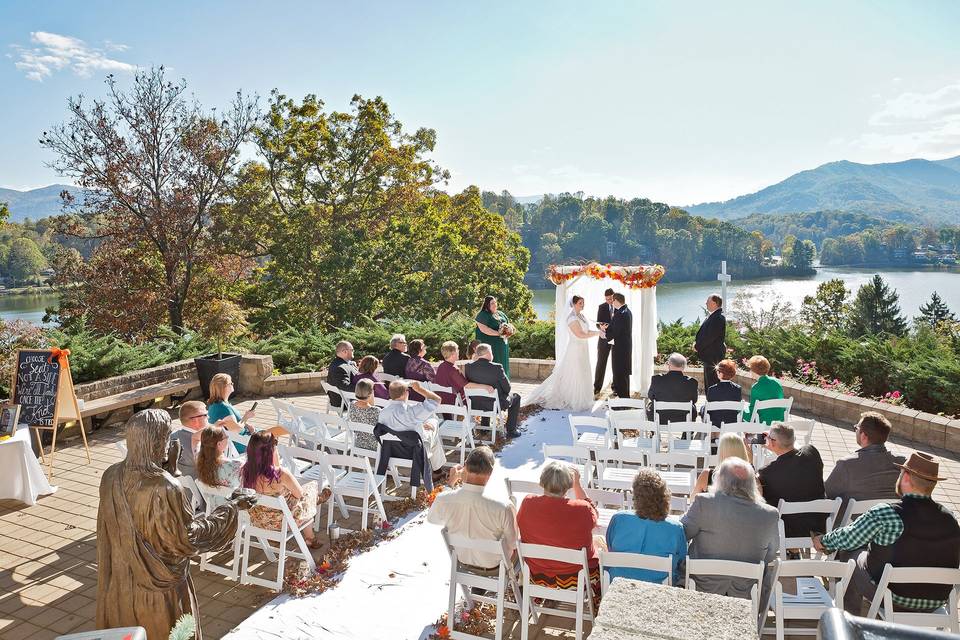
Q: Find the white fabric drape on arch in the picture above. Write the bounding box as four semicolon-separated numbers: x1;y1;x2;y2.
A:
553;274;659;396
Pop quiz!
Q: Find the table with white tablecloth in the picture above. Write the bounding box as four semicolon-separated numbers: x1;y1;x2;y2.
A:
0;428;57;505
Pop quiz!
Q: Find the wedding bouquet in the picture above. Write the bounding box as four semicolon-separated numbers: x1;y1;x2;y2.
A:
499;323;517;338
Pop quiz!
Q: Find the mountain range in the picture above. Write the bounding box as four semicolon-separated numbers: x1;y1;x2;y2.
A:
686;155;960;222
0;184;75;222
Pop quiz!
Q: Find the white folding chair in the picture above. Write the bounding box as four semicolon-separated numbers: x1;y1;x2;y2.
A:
784;418;815;447
669;495;688;514
653;400;695;424
867;564;960;633
196;480;245;580
238;491;317;591
662;420;718;458
607;411;658;454
599;550;673;594
704;400;745;426
270;397;302;442
443;529;521;640
178;475;204;513
749;397;793;424
836;498;897;528
292;407;351;455
321;381;348;417
686;558;771;623
776;497;842;557
504;477;544;507
568;415;610;451
325;453;389;531
594;447;645;493
543;444;593;487
279;443;346;521
465;388;502;445
115;440;127;456
763;559;854;640
518;543;595;640
226;429;250;451
438;404;475;466
379;373;398;383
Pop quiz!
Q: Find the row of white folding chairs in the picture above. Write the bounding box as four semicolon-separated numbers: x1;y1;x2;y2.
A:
607;395;795;426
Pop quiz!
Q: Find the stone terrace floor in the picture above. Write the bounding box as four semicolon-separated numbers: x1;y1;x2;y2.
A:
1;381;958;639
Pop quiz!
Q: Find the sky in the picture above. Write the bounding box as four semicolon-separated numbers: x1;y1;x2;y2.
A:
1;1;960;205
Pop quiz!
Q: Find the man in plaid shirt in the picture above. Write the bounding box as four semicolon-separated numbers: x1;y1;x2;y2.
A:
813;451;959;614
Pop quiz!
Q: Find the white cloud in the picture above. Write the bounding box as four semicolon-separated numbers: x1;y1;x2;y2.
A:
10;31;136;82
854;81;960;157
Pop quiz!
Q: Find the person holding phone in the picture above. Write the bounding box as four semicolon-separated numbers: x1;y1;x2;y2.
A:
206;373;288;453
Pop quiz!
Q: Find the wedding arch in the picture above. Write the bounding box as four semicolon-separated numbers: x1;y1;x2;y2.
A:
548;263;664;396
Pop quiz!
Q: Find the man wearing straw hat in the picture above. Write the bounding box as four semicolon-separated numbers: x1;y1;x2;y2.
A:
813;452;960;614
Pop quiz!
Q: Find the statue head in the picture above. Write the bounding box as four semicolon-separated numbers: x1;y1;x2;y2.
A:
125;409;173;469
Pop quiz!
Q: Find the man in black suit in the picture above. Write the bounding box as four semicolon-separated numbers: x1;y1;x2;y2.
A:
327;340;358;409
694;294;726;391
605;293;633;398
759;423;826;537
464;343;521;437
382;333;410;378
646;352;698;424
594;288;616;394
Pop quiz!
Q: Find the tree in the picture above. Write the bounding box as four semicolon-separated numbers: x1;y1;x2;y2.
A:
800;278;850;333
7;237;47;284
41;66;257;336
848;274;908;337
917;291;955;328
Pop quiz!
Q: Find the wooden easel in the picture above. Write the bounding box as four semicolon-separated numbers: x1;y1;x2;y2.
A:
11;350;91;476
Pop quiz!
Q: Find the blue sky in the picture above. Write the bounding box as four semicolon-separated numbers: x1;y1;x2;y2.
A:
2;1;959;205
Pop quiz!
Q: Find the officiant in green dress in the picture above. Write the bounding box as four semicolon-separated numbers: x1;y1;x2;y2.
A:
475;295;511;378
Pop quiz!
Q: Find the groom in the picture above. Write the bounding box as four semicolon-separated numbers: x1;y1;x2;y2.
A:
605;293;633;398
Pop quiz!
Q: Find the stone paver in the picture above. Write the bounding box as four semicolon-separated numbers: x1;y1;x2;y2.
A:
0;382;956;639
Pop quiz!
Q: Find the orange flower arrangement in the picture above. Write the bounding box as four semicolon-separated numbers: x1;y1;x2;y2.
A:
547;263;665;289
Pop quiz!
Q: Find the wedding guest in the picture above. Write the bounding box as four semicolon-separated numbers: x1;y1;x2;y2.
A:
813;453;960;615
464;343;522;438
466;339;481;361
646;353;698;424
241;431;329;549
517;462;600;600
206;373;287;454
606;469;686;585
173;400;208;478
475;295;512;378
825;412;906;506
682;458;779;602
433;340;468;405
195;426;242;493
758;423;827;537
701;359;742;427
347;379;381;451
327;341;359;409
694;294;726;391
742;356;785;424
693;432;752;495
379;380;447;472
354;355;389;400
382;334;410;378
427;446;517;572
405;339;435;401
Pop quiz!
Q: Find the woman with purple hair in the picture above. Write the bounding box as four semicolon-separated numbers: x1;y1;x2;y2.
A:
241;431;329;548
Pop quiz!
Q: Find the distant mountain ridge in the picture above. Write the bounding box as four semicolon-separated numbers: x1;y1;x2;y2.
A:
685;155;960;222
0;184;76;221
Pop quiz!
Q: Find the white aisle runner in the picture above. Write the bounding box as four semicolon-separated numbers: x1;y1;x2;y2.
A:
224;408;594;640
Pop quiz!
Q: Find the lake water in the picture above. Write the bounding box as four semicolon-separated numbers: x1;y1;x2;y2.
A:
531;266;960;323
0;292;59;325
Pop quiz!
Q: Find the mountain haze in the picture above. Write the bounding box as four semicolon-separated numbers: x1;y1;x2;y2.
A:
686;155;960;222
0;184;76;221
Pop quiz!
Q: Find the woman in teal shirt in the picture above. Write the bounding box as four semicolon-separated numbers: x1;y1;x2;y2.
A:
475;295;512;378
207;373;288;453
742;355;786;424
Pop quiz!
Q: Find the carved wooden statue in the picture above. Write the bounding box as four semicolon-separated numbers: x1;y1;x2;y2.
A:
96;409;255;639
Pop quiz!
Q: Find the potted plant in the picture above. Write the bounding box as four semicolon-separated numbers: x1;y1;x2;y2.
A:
192;298;248;401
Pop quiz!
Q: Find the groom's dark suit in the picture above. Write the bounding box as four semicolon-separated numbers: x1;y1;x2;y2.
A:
594;301;614;393
605;304;633;398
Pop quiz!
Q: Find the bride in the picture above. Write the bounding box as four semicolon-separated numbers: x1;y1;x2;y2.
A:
524;295;604;411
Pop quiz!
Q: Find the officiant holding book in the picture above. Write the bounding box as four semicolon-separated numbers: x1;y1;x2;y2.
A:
475;295;514;378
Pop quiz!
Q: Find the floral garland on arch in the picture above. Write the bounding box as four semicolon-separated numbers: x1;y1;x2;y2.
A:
547;262;666;289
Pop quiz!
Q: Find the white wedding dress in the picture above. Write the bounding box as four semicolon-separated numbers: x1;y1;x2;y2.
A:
524;311;596;411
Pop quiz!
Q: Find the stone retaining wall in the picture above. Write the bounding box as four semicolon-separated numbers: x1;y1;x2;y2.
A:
74;358;198;401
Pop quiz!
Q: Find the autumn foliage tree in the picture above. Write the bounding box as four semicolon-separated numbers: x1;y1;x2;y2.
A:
41;67;257;338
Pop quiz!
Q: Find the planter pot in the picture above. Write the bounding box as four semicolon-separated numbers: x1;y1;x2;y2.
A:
194;353;243;401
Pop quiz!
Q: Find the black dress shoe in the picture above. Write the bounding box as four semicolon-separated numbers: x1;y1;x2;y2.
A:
506;430;521;438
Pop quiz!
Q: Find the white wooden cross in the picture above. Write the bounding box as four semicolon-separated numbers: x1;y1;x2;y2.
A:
717;260;731;304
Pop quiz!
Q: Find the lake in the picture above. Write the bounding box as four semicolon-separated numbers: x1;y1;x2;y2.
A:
0;292;59;325
531;266;960;323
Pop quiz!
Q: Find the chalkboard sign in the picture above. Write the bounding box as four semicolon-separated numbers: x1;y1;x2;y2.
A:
12;350;62;427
